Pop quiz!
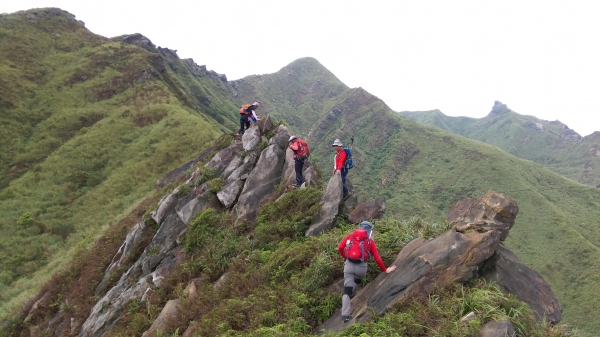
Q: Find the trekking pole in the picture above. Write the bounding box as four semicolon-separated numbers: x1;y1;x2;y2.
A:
350;136;354;149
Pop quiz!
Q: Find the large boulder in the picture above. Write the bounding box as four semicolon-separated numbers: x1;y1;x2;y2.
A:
268;125;291;151
348;197;386;224
305;174;343;236
233;143;287;223
447;190;518;241
318;190;519;333
481;244;562;323
242;125;262;151
479;317;515;337
141;299;181;337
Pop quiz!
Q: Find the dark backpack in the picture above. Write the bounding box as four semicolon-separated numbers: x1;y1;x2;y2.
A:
343;147;354;169
344;229;371;263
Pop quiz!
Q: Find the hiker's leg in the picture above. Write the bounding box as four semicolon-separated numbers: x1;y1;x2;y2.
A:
238;118;245;135
341;168;349;195
342;260;355;317
294;158;304;185
244;119;250;131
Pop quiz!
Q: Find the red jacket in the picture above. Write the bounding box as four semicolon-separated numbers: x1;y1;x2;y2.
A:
338;230;387;272
334;149;347;171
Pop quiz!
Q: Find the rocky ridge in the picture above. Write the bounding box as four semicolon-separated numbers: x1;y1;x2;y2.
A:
17;117;562;336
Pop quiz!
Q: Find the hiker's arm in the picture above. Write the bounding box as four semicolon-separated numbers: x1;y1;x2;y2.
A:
289;141;299;151
369;240;388;272
338;236;349;258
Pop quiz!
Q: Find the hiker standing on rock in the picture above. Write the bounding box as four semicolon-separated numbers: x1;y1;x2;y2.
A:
337;221;396;323
237;102;259;139
288;136;310;187
332;139;350;198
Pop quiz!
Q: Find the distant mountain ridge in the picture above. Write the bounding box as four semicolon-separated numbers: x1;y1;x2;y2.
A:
398;101;600;187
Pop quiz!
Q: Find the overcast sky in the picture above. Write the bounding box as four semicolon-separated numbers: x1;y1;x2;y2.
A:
3;0;599;136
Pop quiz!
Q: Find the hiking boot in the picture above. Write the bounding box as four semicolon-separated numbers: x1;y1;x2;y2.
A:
343;192;352;200
235;133;241;140
342;315;352;323
292;183;300;188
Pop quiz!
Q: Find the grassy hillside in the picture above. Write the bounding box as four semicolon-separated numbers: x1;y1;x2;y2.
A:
398;105;600;188
1;182;566;336
0;8;238;317
235;65;600;334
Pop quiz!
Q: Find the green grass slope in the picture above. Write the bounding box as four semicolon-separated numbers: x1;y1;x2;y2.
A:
0;8;239;317
399;104;600;188
235;65;600;334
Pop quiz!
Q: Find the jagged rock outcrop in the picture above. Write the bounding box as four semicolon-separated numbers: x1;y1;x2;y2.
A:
481;244;562;323
318;190;559;334
488;101;511;116
79;213;186;336
305;174;343;236
348;197;386;224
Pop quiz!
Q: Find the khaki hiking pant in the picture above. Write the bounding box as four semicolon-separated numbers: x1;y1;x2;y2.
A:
342;259;367;317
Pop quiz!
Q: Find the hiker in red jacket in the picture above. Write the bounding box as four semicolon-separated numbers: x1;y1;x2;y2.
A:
337;221;396;323
288;136;310;187
237;102;259;139
332;139;349;197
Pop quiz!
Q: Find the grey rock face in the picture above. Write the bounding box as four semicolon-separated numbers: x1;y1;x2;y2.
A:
242;125;262;151
96;221;150;296
175;183;213;225
233;143;287;223
151;188;179;225
268;125;291;150
205;143;243;178
217;179;245;209
78;214;186;337
226;150;260;183
305;174;343;237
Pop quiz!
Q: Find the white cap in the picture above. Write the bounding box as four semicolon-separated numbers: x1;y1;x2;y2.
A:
332;139;343;147
289;136;297;142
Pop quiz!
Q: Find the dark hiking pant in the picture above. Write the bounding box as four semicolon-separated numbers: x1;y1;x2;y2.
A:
342;259;367;317
294;157;305;185
341;168;349;195
238;116;250;135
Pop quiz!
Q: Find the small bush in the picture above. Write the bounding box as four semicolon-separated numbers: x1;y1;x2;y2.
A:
259;140;268;151
177;184;192;197
208;178;223;193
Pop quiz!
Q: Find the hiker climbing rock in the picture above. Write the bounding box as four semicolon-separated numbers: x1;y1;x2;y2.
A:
288;136;310;187
237;102;259;139
337;221;396;323
332;138;352;198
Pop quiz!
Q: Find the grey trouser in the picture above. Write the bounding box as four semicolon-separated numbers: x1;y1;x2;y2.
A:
342;259;368;316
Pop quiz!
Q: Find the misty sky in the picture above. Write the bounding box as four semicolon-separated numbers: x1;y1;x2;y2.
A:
2;0;599;136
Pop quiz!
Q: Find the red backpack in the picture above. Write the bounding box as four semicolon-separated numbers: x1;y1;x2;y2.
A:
344;229;371;263
296;139;310;157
